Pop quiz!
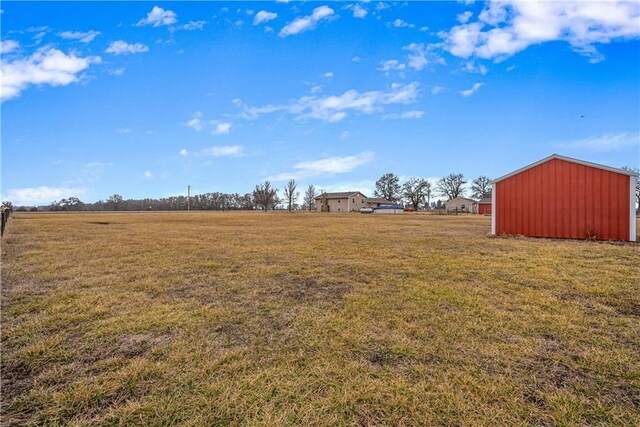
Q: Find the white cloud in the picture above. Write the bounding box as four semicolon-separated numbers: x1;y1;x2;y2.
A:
463;60;488;75
1;47;101;101
109;68;126;76
457;11;473;24
378;59;406;74
310;85;323;94
353;4;368;19
59;30;100;43
279;5;335;37
324;71;334;78
403;43;446;70
4;186;86;205
116;128;133;134
254;10;278;25
383;110;425;120
267;151;375;181
351;56;362;62
202;145;243;157
105;40;149;55
235;81;420;123
137;6;177;27
144;170;154;179
179;20;207;31
431;86;446;95
179;148;188;156
560;131;640;152
443;1;640;63
390;19;415;28
0;40;19;54
184;111;203;131
460;82;484;97
212;122;232;135
83;161;113;169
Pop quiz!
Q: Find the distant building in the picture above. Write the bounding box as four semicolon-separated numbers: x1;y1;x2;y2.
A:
445;196;477;213
478;192;492;215
314;192;368;212
367;198;393;208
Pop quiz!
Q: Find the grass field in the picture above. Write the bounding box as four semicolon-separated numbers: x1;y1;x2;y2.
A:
1;212;639;426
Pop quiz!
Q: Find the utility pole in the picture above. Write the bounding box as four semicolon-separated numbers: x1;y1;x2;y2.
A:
187;185;191;211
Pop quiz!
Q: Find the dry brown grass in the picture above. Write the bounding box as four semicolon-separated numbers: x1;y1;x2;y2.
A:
1;211;639;426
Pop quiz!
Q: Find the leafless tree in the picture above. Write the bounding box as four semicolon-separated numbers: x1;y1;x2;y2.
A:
106;194;124;210
283;179;299;212
471;176;491;198
402;178;431;210
253;181;279;211
424;183;433;210
303;184;316;211
436;173;467;200
375;173;401;202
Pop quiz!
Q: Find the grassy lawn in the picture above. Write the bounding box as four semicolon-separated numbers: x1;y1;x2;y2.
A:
1;212;639;426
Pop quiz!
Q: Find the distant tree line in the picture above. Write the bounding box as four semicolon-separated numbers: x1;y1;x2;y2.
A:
374;172;492;210
8;165;637;213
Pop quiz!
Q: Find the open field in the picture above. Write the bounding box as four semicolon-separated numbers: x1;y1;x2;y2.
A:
1;212;639;426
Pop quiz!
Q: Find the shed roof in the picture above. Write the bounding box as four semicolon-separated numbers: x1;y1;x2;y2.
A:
367;198;393;204
492;154;638;184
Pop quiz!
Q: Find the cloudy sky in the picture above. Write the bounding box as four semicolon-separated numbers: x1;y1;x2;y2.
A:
1;1;639;205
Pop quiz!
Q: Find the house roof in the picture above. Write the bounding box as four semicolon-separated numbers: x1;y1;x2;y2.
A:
492;154;639;184
367;198;393;204
314;191;367;200
446;196;477;203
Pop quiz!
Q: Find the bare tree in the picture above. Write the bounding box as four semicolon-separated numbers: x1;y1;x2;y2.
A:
436;173;467;200
471;176;491;198
303;184;316;211
283;179;299;212
253;181;279;211
374;173;401;202
106;194;124;210
622;166;639;210
402;178;431;210
424;183;433;210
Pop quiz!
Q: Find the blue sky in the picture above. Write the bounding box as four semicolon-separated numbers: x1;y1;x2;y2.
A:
1;1;639;205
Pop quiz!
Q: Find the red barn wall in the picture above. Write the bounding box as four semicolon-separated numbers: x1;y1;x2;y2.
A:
478;203;492;215
495;158;630;240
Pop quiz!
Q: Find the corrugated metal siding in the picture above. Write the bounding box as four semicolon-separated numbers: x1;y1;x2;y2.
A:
495;158;630;240
478;203;492;215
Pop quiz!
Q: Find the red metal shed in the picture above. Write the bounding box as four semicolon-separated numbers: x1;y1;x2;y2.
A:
491;154;638;241
478;202;492;215
478;192;492;215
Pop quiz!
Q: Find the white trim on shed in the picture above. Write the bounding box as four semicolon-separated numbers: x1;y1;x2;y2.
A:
631;175;637;242
491;183;496;236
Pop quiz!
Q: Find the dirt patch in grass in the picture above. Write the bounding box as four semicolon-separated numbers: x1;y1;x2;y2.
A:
271;275;353;307
118;333;173;358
